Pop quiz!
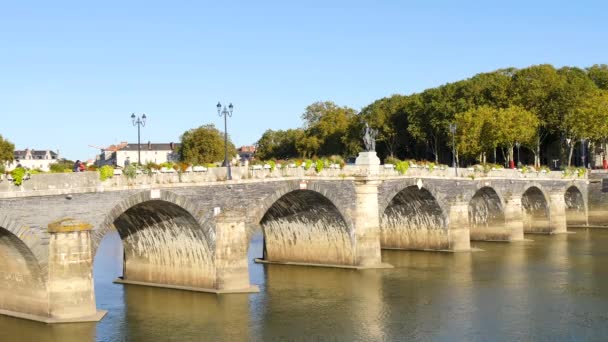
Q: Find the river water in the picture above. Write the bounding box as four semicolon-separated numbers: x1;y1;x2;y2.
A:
1;229;608;341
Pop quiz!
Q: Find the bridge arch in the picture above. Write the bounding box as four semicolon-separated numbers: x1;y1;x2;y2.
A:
468;186;506;241
257;185;355;266
93;190;216;289
521;185;551;233
0;217;48;317
380;185;448;250
565;185;587;226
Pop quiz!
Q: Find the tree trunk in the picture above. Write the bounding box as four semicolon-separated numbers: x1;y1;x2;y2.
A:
568;144;574;167
434;135;440;164
535;136;541;168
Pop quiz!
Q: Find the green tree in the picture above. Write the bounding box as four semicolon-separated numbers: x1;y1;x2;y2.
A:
179;124;236;165
0;135;15;171
564;90;608;166
510;64;562;167
554;67;600;165
587;64;608;90
494;105;539;165
455;106;498;163
297;101;356;157
255;128;304;160
359;94;412;158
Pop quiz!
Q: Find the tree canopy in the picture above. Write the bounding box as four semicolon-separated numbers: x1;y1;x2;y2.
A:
0;135;15;169
179;124;235;165
252;63;608;167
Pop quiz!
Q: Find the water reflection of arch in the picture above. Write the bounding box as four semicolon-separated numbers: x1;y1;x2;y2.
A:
0;214;48;317
520;184;551;233
564;185;587;226
255;183;355;266
468;186;507;241
92;190;216;289
380;183;448;250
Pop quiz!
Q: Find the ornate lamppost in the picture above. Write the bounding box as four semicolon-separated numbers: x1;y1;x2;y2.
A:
449;123;457;176
217;102;233;180
131;113;147;165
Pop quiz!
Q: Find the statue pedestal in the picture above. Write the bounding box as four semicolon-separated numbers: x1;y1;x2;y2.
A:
355;151;381;175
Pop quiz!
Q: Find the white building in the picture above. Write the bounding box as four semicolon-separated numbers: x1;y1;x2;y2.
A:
96;142;180;167
6;149;59;172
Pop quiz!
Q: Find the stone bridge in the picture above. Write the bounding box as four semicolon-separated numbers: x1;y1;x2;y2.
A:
0;167;590;323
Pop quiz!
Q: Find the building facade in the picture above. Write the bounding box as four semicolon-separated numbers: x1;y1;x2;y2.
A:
6;149;59;172
96;142;180;167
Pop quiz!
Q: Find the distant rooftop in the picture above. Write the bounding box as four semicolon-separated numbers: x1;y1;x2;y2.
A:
116;142;180;151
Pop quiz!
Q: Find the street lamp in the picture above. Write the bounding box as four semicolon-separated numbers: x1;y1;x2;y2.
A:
217;102;233;180
449;123;457;176
515;141;521;167
131;113;147;165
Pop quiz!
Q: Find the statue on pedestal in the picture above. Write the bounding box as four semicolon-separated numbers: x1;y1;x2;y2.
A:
362;122;378;152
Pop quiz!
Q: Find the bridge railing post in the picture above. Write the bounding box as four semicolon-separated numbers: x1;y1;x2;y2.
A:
47;218;105;322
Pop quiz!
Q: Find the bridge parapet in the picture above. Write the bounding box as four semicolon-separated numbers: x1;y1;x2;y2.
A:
0;165;586;199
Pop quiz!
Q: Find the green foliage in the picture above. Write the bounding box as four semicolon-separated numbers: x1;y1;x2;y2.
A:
384;156;400;165
428;162;435;172
0;135;14;165
99;165;114;181
304;159;313;170
256;129;303;160
315;159;324;173
0;164;4;174
124;164;137;179
180;124;236;165
268;160;276;172
395;160;410;175
297;101;357;158
29;169;42;175
11;167;26;186
50;160;74;173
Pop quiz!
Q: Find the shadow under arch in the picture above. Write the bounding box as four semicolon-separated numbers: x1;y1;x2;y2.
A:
93;191;216;289
259;189;355;266
521;186;551;233
380;185;448;250
468;186;507;241
0;225;48;317
565;185;587;226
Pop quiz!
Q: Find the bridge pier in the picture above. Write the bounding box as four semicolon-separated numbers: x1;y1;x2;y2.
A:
503;196;525;241
548;192;568;234
214;210;259;293
354;178;389;267
448;201;471;251
46;219;105;323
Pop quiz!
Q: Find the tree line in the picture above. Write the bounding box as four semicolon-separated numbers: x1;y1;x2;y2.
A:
255;64;608;168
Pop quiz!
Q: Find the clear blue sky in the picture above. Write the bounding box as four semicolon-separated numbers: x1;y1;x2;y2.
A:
1;1;606;161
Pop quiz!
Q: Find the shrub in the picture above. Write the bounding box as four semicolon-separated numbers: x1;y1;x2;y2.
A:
304;159;313;170
395;161;410;175
0;164;5;174
539;165;550;173
99;165;114;181
295;159;303;167
315;159;324;173
428;162;435;172
268;160;276;172
29;169;43;175
124;164;137;179
576;167;587;178
385;156;400;165
50;162;72;173
11;167;26;186
87;165;98;172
